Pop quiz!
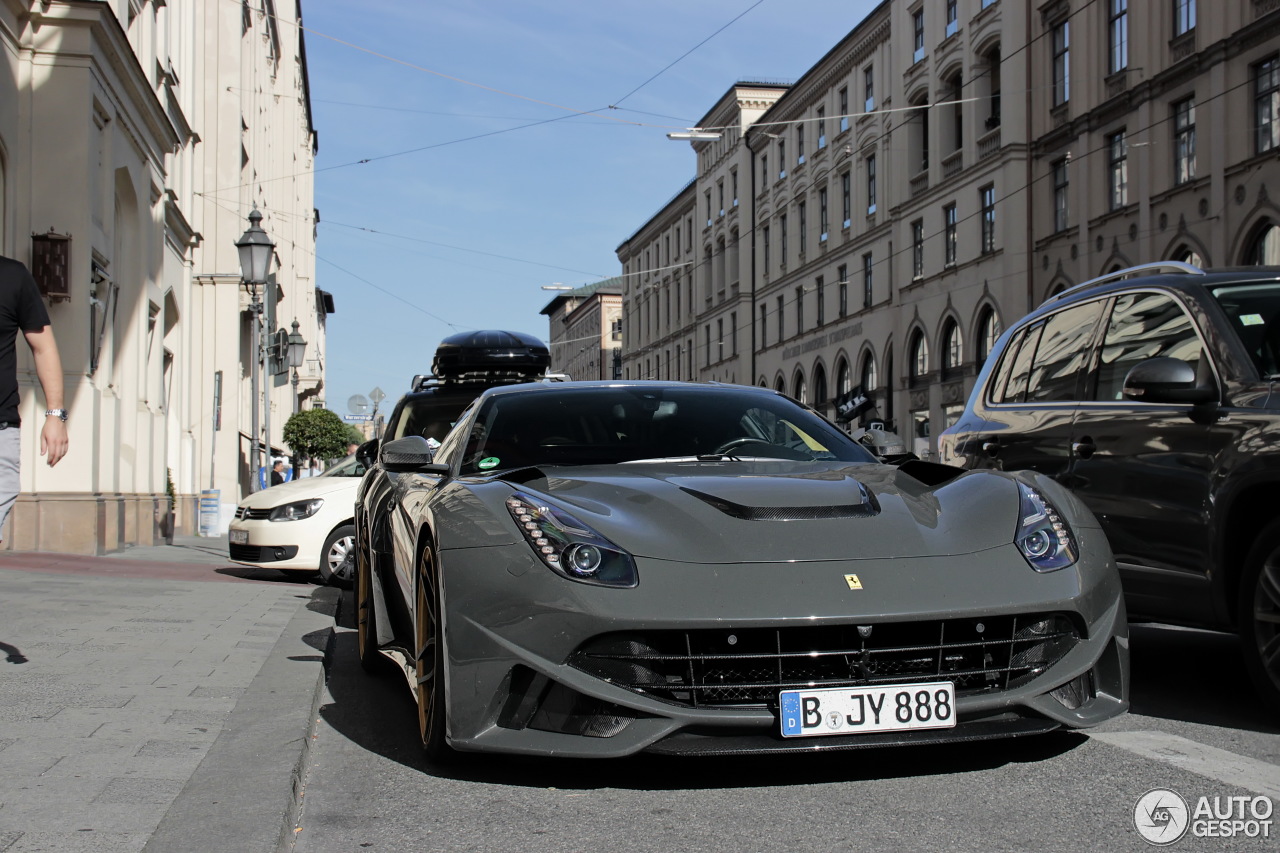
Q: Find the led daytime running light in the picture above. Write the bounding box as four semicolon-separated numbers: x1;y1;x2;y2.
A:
504;492;638;587
1015;484;1078;572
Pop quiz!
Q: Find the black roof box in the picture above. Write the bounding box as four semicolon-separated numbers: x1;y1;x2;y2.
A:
432;330;550;380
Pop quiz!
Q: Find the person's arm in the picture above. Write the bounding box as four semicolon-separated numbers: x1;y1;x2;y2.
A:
23;325;68;467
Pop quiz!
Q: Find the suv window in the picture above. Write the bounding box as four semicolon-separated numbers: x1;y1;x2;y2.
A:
1090;291;1202;401
1026;301;1104;402
990;323;1042;403
1207;281;1280;377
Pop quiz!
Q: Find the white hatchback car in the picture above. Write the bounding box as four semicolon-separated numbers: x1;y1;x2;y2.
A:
228;454;365;585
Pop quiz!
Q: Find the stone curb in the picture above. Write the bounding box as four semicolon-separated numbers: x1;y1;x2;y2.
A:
141;585;340;853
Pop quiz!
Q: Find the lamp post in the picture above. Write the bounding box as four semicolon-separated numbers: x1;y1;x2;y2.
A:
236;209;275;493
287;318;307;415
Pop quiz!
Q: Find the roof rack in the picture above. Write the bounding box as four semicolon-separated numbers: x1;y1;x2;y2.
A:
1047;261;1206;303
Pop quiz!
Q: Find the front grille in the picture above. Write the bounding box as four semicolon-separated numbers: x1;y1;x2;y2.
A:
569;613;1079;709
234;507;272;520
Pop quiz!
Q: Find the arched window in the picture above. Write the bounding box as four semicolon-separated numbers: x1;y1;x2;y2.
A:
836;357;851;396
942;320;963;377
775;375;786;393
860;350;877;391
909;330;929;385
1246;221;1280;265
1173;245;1204;268
793;370;807;404
813;363;828;408
977;307;1002;365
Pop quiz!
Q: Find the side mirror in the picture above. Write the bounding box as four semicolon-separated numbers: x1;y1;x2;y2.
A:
356;438;379;468
380;436;450;474
1122;357;1217;405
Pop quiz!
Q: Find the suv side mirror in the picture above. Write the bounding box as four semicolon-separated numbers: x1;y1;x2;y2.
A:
356;438;379;468
380;436;450;474
1122;357;1217;405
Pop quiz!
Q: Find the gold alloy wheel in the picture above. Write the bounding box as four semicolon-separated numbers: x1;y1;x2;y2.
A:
415;543;449;759
355;539;379;671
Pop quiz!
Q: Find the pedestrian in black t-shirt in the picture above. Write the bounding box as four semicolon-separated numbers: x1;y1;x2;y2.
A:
270;459;285;486
0;256;68;543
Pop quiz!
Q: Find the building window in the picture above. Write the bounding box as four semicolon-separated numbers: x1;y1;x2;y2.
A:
943;203;958;266
797;126;806;165
762;224;770;272
980;185;996;254
819;188;829;242
841;172;852;228
795;286;804;332
777;295;785;342
817;108;826;149
912;219;924;279
1247;221;1280;265
816;277;825;326
731;312;737;355
762;154;769;186
778;139;787;179
838;264;848;317
1052;158;1069;233
944;321;963;377
1052;21;1070;106
759;304;767;346
947;72;963;152
862;253;873;309
866;154;877;214
978;307;1002;364
909;95;930;173
1108;0;1128;75
704;325;711;366
1174;0;1196;37
1174;98;1196;185
946;0;958;38
864;66;874;112
780;213;788;266
1255;56;1279;155
731;169;739;207
705;190;712;227
910;330;929;384
1108;130;1128;210
798;201;807;255
717;181;724;217
840;87;850;132
913;10;925;63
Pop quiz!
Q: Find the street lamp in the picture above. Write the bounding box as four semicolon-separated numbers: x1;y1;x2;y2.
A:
287;318;307;415
236;209;275;492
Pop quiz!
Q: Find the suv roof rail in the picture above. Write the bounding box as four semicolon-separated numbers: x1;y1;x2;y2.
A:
1048;261;1206;303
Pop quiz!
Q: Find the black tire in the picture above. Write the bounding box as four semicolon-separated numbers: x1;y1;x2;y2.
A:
415;542;452;762
1240;520;1280;715
319;524;356;587
355;535;386;674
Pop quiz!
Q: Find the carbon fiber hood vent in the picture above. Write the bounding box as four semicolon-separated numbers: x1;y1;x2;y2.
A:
679;481;881;521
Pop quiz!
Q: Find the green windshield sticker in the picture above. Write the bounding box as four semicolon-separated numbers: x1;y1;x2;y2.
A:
478;457;500;470
1240;314;1264;326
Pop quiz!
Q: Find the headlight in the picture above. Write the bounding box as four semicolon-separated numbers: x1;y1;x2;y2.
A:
504;491;638;587
269;498;324;522
1015;483;1077;571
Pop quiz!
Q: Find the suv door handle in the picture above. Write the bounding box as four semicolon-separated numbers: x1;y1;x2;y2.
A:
981;440;1000;457
1072;436;1096;459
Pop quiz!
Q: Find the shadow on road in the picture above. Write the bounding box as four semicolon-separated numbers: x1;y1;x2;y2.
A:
1127;622;1278;734
318;616;1088;790
214;565;319;584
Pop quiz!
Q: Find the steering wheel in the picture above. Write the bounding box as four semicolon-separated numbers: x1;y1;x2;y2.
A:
713;437;779;456
712;436;812;460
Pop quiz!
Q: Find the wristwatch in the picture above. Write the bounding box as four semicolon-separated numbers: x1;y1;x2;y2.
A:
45;409;67;422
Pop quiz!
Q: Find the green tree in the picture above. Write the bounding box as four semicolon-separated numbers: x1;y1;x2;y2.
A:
282;408;350;462
343;423;366;448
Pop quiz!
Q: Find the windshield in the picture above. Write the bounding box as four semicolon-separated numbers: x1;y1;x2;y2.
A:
321;454;366;477
458;385;876;474
1207;281;1280;378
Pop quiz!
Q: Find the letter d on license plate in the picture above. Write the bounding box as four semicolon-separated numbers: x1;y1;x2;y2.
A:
779;681;956;737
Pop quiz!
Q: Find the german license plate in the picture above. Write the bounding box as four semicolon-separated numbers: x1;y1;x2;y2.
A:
229;529;248;545
780;681;956;737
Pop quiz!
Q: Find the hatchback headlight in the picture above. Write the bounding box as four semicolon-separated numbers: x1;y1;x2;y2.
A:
504;491;637;587
1015;483;1077;571
269;498;324;522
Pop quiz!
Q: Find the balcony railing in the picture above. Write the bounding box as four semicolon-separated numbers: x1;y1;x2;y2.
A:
942;150;963;179
909;171;929;198
977;127;1001;160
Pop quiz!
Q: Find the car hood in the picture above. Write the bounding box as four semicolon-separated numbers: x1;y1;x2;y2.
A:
496;461;1020;563
239;475;360;509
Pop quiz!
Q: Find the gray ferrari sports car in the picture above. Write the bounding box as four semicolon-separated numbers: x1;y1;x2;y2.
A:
354;381;1128;760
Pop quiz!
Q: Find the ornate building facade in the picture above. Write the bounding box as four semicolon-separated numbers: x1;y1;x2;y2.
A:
617;0;1278;457
1;0;325;552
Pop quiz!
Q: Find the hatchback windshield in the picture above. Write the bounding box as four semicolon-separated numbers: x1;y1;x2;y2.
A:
458;385;875;474
1207;281;1280;378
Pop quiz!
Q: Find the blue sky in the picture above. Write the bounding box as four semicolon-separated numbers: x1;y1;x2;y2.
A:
301;0;878;418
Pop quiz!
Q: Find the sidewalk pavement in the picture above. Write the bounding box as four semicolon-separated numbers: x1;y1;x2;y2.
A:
0;535;339;853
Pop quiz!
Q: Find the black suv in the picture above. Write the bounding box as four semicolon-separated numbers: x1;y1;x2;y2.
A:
939;262;1280;711
353;329;549;592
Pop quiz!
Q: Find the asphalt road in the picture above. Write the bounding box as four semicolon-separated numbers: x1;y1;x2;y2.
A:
289;598;1280;853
